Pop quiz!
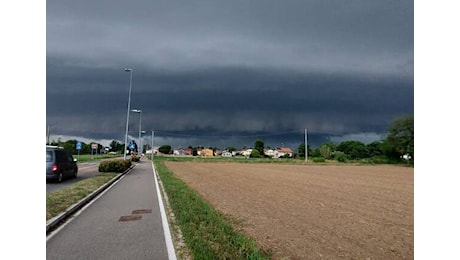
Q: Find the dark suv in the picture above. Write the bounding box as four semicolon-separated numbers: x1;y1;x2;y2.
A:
46;146;78;182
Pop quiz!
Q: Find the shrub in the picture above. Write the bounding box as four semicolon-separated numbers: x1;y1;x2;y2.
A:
333;151;348;162
250;149;261;158
98;159;131;173
359;155;397;165
311;157;326;163
159;145;172;154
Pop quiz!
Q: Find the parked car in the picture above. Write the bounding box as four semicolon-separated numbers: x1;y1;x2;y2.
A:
46;146;78;182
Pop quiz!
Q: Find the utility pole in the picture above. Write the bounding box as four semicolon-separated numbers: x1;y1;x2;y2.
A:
305;128;308;163
151;130;155;160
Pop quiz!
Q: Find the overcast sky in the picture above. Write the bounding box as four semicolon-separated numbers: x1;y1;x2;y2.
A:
46;0;414;149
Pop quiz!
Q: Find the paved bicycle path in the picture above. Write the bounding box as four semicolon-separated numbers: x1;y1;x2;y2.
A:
46;160;175;260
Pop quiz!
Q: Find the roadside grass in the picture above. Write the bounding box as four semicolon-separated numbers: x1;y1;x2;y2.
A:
153;155;413;167
73;153;121;163
46;173;119;221
154;159;271;259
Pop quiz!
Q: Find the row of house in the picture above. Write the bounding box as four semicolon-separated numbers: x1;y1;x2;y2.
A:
239;147;294;158
149;147;295;158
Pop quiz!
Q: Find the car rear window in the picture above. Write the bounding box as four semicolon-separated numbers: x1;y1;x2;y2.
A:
46;151;53;162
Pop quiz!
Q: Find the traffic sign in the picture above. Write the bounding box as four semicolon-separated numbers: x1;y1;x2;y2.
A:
76;141;82;150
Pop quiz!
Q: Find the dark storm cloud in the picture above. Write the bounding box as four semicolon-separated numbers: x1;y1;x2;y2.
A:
47;0;413;74
46;0;413;147
47;67;413;135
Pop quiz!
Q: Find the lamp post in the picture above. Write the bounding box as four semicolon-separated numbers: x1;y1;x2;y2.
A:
140;130;146;155
123;68;133;160
131;109;142;154
47;125;51;145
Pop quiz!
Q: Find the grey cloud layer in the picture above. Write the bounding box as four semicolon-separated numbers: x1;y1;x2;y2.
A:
47;0;413;73
47;66;413;133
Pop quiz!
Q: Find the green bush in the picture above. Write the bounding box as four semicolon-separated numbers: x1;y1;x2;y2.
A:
311;157;326;163
98;159;131;173
249;149;261;158
333;151;348;162
159;145;172;154
358;155;402;165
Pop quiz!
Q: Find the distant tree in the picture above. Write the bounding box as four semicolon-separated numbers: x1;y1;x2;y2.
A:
297;143;312;158
61;140;76;153
110;140;124;153
318;142;336;159
367;141;384;157
158;145;172;154
385;115;414;160
56;139;77;154
336;140;370;160
323;142;337;151
81;143;91;154
192;147;198;156
319;145;332;159
226;147;237;152
333;151;348;162
297;143;305;158
311;147;321;157
250;149;261;158
254;139;265;155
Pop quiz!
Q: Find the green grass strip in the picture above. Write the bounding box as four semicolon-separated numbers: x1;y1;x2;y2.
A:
153;155;413;167
154;159;270;260
46;173;119;220
74;154;121;163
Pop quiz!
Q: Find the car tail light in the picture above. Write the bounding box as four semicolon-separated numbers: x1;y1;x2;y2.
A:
51;165;58;172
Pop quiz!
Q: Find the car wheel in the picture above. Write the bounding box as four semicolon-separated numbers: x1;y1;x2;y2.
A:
73;169;78;178
58;173;63;183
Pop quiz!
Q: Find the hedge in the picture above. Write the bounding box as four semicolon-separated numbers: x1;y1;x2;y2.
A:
98;159;132;173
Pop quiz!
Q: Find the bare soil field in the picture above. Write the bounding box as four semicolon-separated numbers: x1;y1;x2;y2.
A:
164;162;414;260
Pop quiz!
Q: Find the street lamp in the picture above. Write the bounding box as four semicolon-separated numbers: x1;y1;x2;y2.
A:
131;109;142;154
123;68;133;160
140;130;146;155
47;125;52;145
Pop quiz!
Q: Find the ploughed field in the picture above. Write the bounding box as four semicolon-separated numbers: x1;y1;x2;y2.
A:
164;162;414;259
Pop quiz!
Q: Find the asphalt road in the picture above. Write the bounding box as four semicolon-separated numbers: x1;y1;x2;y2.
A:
46;162;100;194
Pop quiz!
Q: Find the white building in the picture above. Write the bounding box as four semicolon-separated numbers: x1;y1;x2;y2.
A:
240;149;253;157
221;151;233;157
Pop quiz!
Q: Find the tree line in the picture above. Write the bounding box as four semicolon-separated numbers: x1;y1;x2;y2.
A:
247;115;413;164
296;115;413;163
47;115;413;164
46;139;132;155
